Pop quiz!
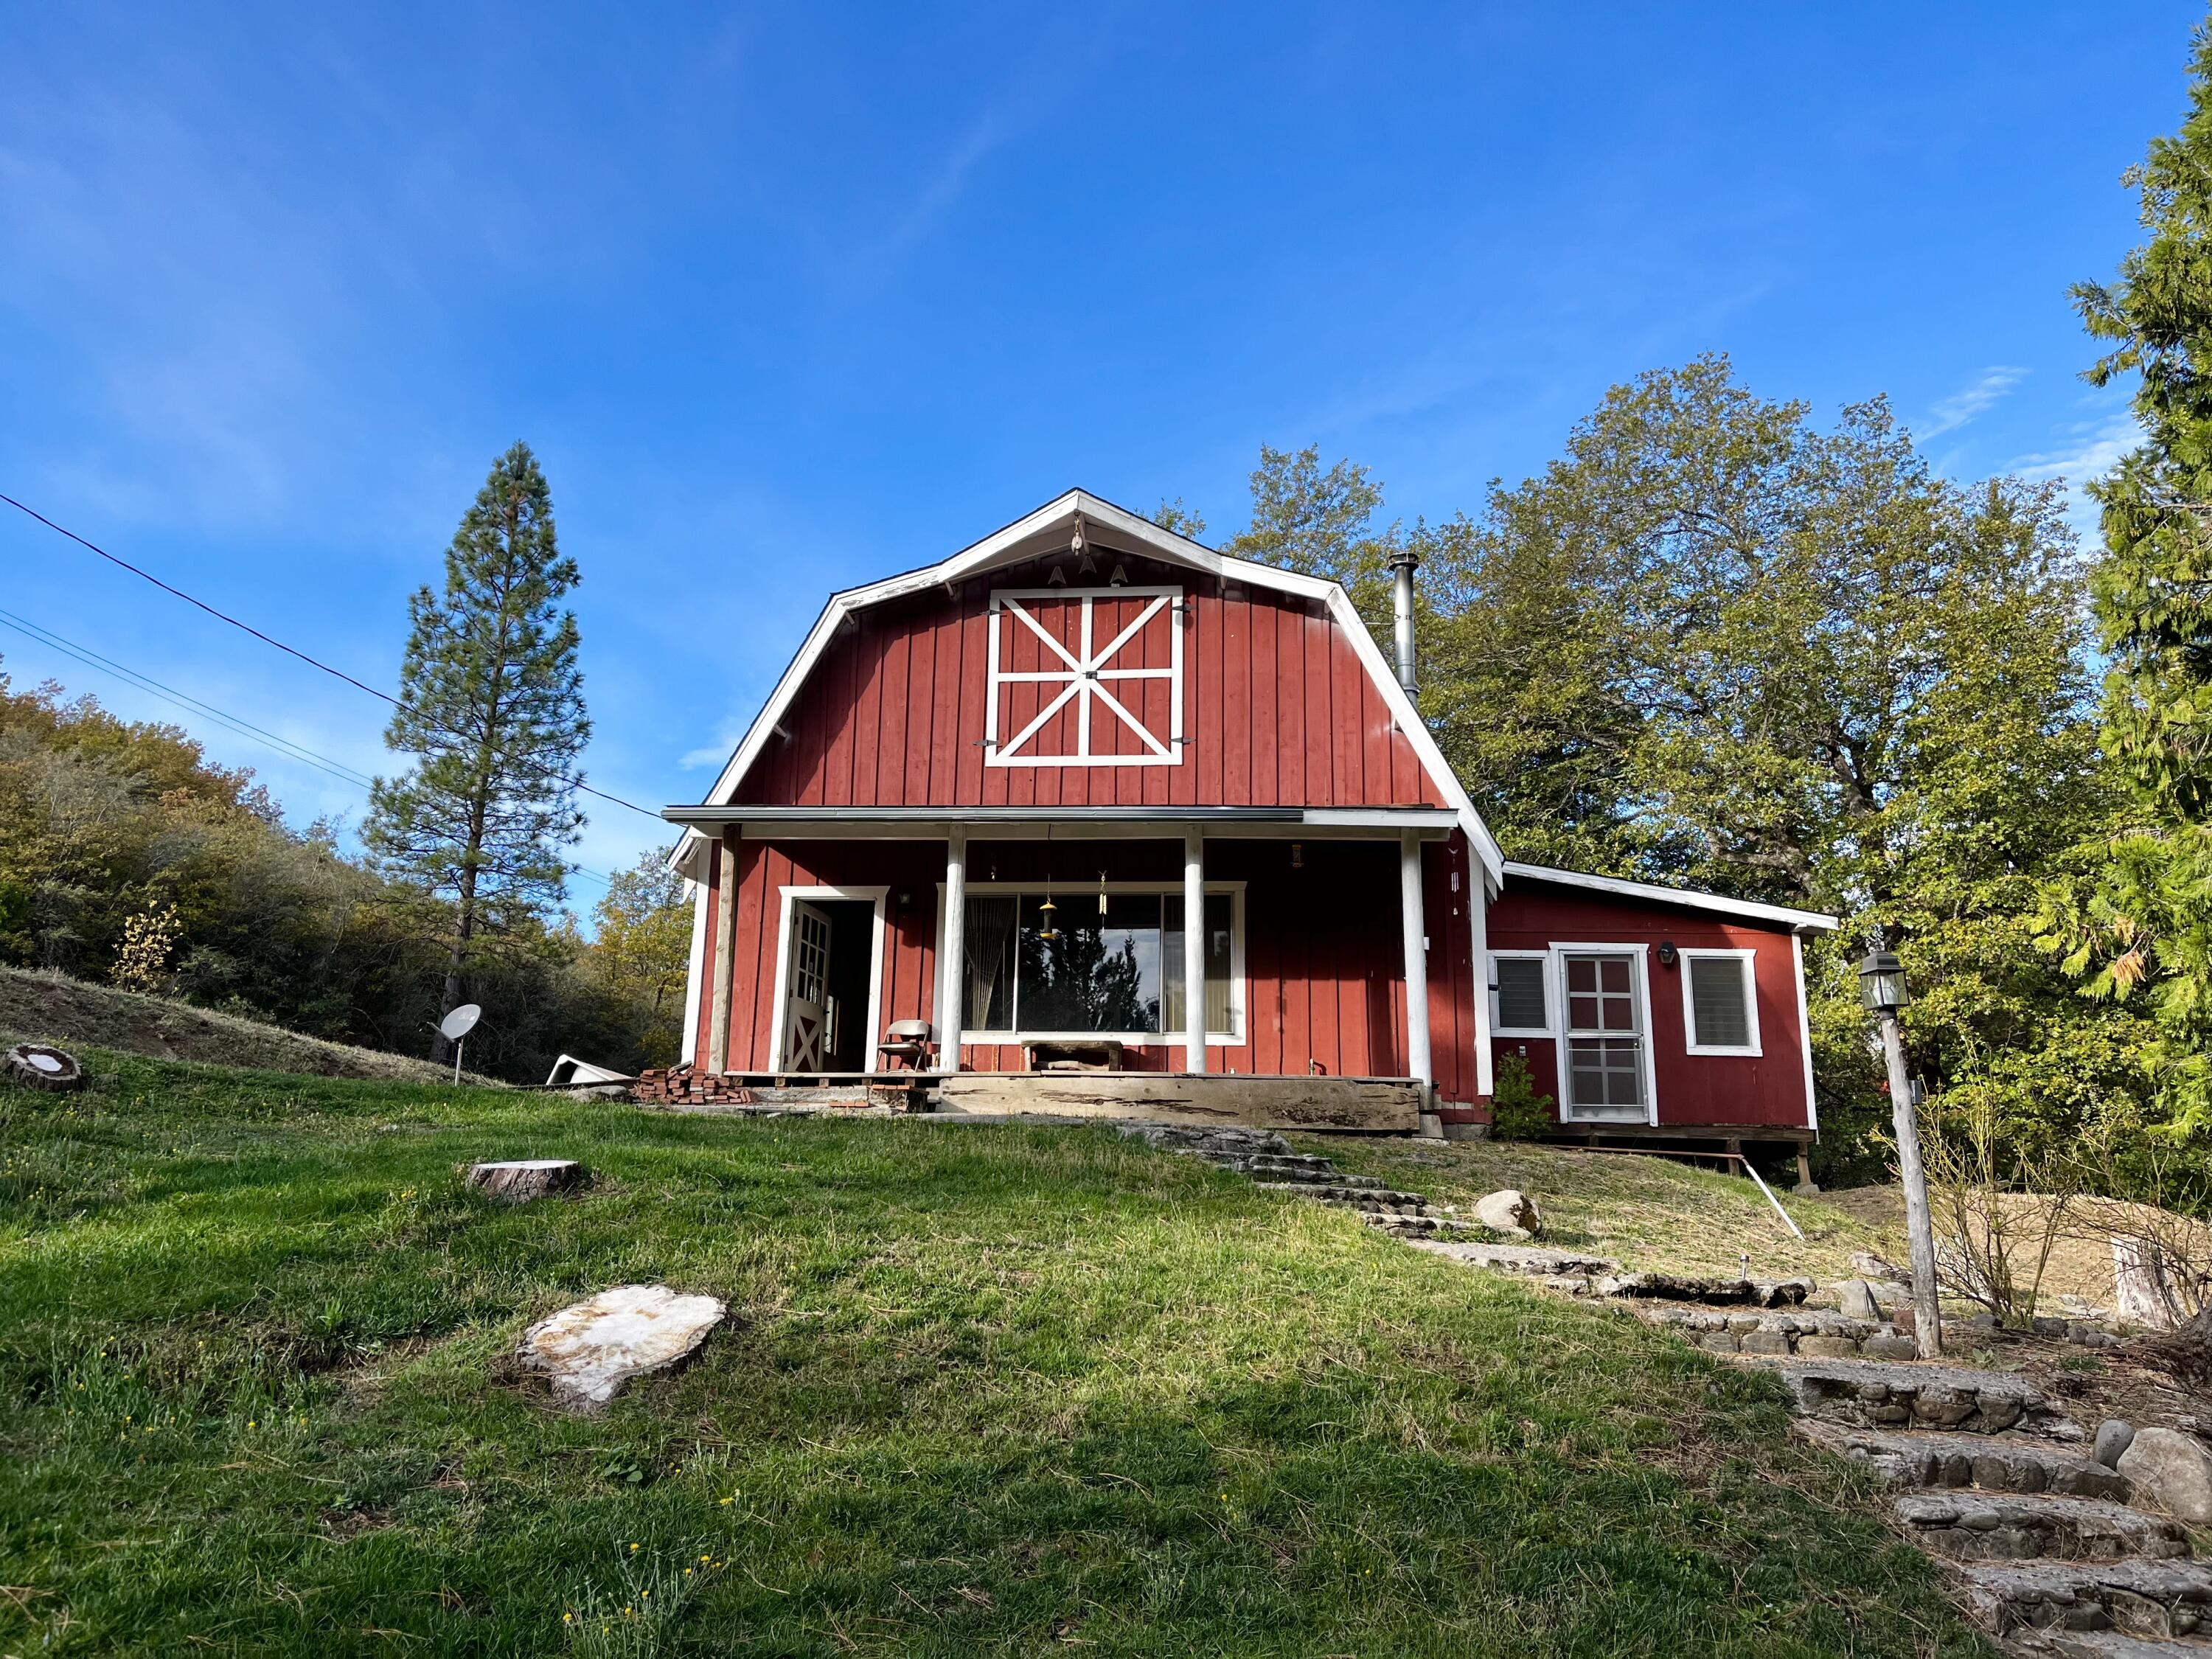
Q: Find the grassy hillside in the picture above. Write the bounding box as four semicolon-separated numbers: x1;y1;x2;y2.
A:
0;964;468;1085
0;1054;1985;1656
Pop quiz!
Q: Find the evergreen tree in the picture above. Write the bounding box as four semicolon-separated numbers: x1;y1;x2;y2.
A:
364;442;588;1058
2044;23;2212;1131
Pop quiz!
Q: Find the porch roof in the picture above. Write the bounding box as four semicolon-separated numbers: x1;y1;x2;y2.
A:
661;804;1461;841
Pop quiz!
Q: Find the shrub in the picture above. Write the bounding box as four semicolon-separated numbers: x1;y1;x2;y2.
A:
1489;1051;1555;1141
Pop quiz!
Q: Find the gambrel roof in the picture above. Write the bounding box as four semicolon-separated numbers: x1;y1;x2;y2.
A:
672;488;1507;883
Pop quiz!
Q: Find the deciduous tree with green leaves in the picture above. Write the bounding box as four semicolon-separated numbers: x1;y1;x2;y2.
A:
365;442;589;1061
1228;360;2141;1177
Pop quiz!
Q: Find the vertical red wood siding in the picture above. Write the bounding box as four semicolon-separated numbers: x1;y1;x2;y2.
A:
1484;883;1812;1130
734;553;1445;811
702;832;1485;1102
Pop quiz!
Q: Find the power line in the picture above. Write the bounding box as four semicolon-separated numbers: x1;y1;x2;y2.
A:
0;607;379;790
0;603;613;888
0;489;664;821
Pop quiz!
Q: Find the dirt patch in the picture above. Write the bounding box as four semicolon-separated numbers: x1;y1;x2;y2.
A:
0;965;470;1085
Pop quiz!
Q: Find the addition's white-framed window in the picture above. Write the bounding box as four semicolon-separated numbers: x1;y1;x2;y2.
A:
984;586;1184;768
941;881;1244;1044
1680;947;1761;1056
1555;945;1658;1124
1489;950;1554;1037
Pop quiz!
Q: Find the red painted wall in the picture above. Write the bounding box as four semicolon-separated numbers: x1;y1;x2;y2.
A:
1485;882;1812;1130
697;830;1486;1102
734;551;1446;811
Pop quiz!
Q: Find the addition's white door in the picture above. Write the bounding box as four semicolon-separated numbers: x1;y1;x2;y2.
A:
1559;950;1649;1123
782;901;832;1071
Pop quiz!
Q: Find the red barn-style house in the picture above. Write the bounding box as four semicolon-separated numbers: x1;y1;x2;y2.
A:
659;491;1834;1160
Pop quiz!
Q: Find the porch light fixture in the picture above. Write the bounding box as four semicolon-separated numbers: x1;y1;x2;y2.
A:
1657;941;1678;969
1857;950;1909;1014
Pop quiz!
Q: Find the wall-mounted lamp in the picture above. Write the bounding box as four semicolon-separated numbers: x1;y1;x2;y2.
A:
1658;941;1678;969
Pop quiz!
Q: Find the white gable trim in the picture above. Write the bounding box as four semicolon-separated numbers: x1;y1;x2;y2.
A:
683;488;1503;884
1501;860;1838;933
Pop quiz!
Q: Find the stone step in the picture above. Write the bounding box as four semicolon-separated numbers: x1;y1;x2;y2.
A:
1363;1213;1482;1239
1795;1422;2132;1501
1406;1239;1624;1277
1958;1559;2212;1641
1893;1492;2187;1563
1253;1181;1433;1208
1233;1165;1383;1189
1762;1357;2078;1439
2011;1630;2212;1657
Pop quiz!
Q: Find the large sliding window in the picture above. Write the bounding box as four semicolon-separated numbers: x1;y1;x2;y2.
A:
961;887;1238;1040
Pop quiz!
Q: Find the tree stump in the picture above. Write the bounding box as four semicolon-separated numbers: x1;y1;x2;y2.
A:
6;1043;84;1092
466;1159;587;1203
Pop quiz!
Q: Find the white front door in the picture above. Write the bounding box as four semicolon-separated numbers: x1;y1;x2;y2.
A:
782;901;832;1071
1559;950;1648;1122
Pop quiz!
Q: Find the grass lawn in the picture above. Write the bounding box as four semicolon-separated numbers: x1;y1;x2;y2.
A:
1;1055;1988;1656
1304;1136;1899;1287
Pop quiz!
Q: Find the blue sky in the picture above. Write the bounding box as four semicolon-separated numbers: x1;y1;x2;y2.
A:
0;3;2191;902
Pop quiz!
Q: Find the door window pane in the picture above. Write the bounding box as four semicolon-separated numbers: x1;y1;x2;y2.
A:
1568;1037;1644;1109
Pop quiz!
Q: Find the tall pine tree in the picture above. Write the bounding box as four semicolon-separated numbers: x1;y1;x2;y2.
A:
2042;21;2212;1132
366;442;588;1059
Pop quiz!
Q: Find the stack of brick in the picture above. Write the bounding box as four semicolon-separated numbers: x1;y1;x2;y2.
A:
634;1068;754;1107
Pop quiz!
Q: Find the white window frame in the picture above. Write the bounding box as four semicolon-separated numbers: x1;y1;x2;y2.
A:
1489;949;1556;1038
1551;942;1660;1127
984;586;1185;768
1680;947;1761;1057
767;886;889;1074
936;880;1245;1045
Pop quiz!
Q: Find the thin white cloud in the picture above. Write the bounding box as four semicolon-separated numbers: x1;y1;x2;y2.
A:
2011;411;2143;543
1921;366;2029;439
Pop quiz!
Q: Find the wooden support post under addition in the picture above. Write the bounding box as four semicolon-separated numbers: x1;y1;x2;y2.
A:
1183;827;1206;1075
937;829;967;1073
709;830;737;1072
1400;830;1433;1088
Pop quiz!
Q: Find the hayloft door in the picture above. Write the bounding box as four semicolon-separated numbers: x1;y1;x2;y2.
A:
782;901;832;1071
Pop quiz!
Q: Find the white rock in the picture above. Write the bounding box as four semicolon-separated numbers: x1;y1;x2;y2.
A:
516;1284;726;1410
2117;1427;2212;1523
1475;1189;1542;1239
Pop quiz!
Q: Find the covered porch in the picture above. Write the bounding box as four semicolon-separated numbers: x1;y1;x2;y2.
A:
665;804;1487;1124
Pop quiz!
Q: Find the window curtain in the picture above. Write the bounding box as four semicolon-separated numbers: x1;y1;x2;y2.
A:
964;897;1017;1029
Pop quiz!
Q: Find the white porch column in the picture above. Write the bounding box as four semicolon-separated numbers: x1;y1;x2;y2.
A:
937;828;967;1073
709;829;737;1072
1400;830;1433;1088
1183;827;1207;1074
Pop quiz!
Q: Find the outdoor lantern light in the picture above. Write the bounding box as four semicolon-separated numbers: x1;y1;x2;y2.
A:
1857;950;1909;1015
1657;941;1678;969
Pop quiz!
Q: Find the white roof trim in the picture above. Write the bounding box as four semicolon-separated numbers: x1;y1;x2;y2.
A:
1500;860;1839;932
687;488;1504;883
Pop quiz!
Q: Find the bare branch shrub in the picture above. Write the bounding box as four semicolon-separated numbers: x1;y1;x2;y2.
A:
1918;1097;2079;1329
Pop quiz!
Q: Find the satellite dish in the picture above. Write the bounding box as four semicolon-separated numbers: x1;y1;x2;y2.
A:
439;1004;482;1042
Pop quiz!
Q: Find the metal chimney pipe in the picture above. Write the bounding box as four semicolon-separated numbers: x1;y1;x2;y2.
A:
1388;547;1419;696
